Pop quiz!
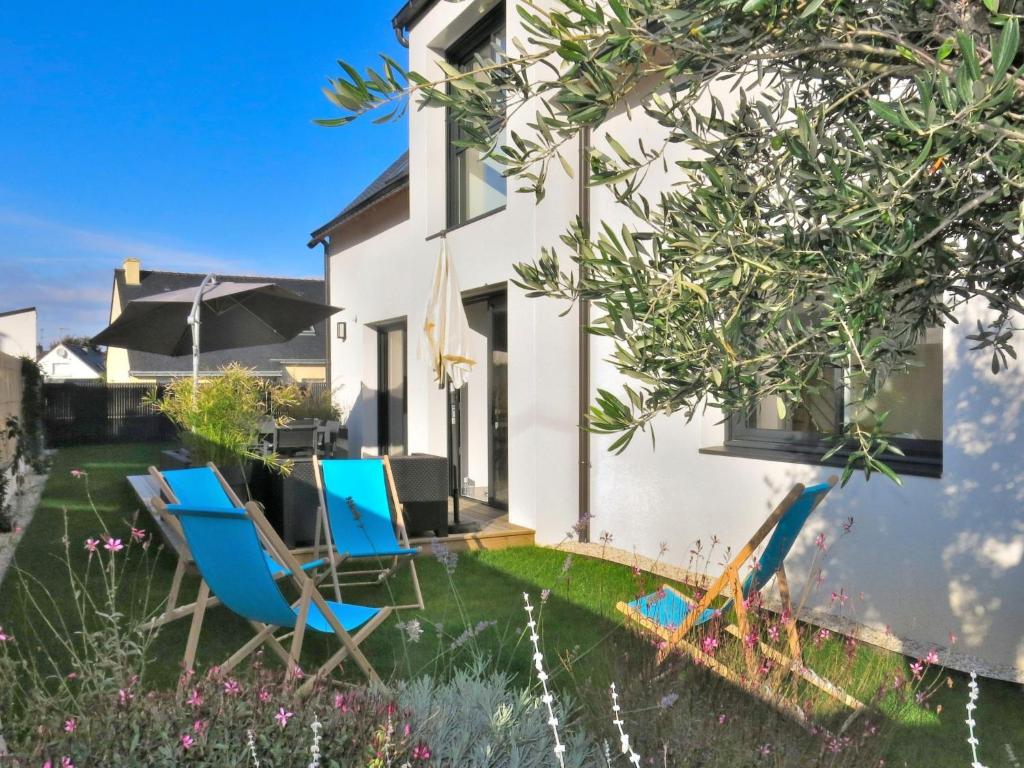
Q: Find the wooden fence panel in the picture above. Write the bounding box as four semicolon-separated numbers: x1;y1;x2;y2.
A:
0;353;23;466
42;382;176;447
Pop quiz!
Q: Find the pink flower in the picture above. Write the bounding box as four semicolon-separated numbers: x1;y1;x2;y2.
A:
0;626;11;642
288;664;305;680
117;688;133;706
815;533;827;551
757;743;772;756
701;634;719;654
193;719;207;733
767;624;780;642
412;743;432;760
70;469;86;479
910;661;925;679
84;538;99;553
717;713;728;725
63;718;76;733
925;649;940;665
744;630;757;649
223;678;241;696
333;693;350;712
274;707;293;728
60;759;75;768
186;688;203;708
104;538;124;553
258;687;271;703
130;527;146;542
180;733;195;751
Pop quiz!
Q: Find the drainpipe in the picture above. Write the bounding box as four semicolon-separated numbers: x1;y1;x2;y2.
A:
577;127;592;543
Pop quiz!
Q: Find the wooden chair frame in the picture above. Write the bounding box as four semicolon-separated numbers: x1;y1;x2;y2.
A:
312;456;424;611
153;495;391;697
617;477;865;735
141;463;329;631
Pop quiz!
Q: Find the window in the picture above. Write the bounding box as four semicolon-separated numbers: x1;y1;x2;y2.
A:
376;320;407;456
446;6;507;227
725;328;942;475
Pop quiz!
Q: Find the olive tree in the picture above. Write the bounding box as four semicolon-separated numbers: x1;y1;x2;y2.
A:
320;0;1023;482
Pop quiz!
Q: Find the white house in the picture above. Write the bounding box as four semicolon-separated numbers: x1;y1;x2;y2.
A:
0;307;37;360
38;343;105;381
311;0;1024;682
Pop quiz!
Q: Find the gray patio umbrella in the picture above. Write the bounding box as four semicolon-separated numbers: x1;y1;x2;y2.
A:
91;275;339;386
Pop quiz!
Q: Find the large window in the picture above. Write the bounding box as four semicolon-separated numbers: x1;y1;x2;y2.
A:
446;6;506;228
725;328;942;475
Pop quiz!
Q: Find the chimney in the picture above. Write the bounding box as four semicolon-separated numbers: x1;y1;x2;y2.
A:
123;258;141;286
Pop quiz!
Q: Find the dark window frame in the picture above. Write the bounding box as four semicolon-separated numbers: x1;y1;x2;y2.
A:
722;365;943;477
445;3;507;228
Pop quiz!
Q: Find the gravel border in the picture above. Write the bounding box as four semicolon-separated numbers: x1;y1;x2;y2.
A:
0;467;50;589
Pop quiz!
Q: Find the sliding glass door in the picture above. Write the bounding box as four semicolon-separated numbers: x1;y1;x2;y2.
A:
454;292;508;509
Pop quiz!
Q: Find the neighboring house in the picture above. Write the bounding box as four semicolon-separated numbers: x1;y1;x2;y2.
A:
104;258;328;383
312;0;1024;681
0;307;37;360
38;343;105;381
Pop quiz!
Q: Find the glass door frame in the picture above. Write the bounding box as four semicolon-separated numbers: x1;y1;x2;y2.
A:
448;286;508;511
374;317;408;456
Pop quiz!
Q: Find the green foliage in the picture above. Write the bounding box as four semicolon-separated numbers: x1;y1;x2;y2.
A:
18;357;45;471
321;0;1024;481
276;385;343;422
146;364;300;476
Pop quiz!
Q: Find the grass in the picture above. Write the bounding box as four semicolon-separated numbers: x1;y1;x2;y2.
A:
2;443;1022;766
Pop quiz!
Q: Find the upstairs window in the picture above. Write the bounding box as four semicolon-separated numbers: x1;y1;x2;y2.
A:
446;6;506;228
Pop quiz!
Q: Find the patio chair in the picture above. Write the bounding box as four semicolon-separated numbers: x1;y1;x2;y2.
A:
617;477;865;733
141;464;327;631
154;496;390;694
313;457;424;611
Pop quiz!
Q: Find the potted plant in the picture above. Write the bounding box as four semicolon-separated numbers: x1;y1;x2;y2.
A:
147;364;300;499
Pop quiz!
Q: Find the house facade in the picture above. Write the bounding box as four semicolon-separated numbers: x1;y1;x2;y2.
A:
314;0;1024;681
104;258;328;384
37;343;105;381
0;307;37;360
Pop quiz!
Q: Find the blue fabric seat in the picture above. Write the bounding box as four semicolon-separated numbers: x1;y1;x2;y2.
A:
314;458;424;610
162;499;388;690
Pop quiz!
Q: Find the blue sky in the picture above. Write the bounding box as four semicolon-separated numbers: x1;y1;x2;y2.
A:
0;2;407;345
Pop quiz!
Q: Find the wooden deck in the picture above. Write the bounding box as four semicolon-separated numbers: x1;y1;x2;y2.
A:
127;475;534;564
408;497;534;552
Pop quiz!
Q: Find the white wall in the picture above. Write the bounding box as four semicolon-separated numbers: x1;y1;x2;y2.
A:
327;0;1023;681
0;309;37;360
38;345;102;381
581;74;1024;680
327;0;581;545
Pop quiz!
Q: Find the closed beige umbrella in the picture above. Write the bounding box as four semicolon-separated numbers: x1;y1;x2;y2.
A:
420;236;475;388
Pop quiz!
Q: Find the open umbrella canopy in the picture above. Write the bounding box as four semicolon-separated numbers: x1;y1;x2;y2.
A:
92;280;339;356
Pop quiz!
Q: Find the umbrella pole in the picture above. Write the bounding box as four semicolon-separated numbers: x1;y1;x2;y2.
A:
188;274;217;391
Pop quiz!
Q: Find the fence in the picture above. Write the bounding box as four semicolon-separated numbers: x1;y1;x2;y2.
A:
41;381;336;447
0;353;23;466
42;382;176;447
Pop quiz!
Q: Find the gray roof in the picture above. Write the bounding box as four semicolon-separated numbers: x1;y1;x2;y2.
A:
0;306;36;319
112;268;327;376
308;152;409;246
63;344;106;374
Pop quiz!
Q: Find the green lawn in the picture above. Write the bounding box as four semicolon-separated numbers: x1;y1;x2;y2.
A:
2;443;1021;766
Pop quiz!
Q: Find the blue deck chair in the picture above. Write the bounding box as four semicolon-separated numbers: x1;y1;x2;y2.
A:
617;477;864;733
313;457;424;610
152;495;390;694
142;464;327;631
